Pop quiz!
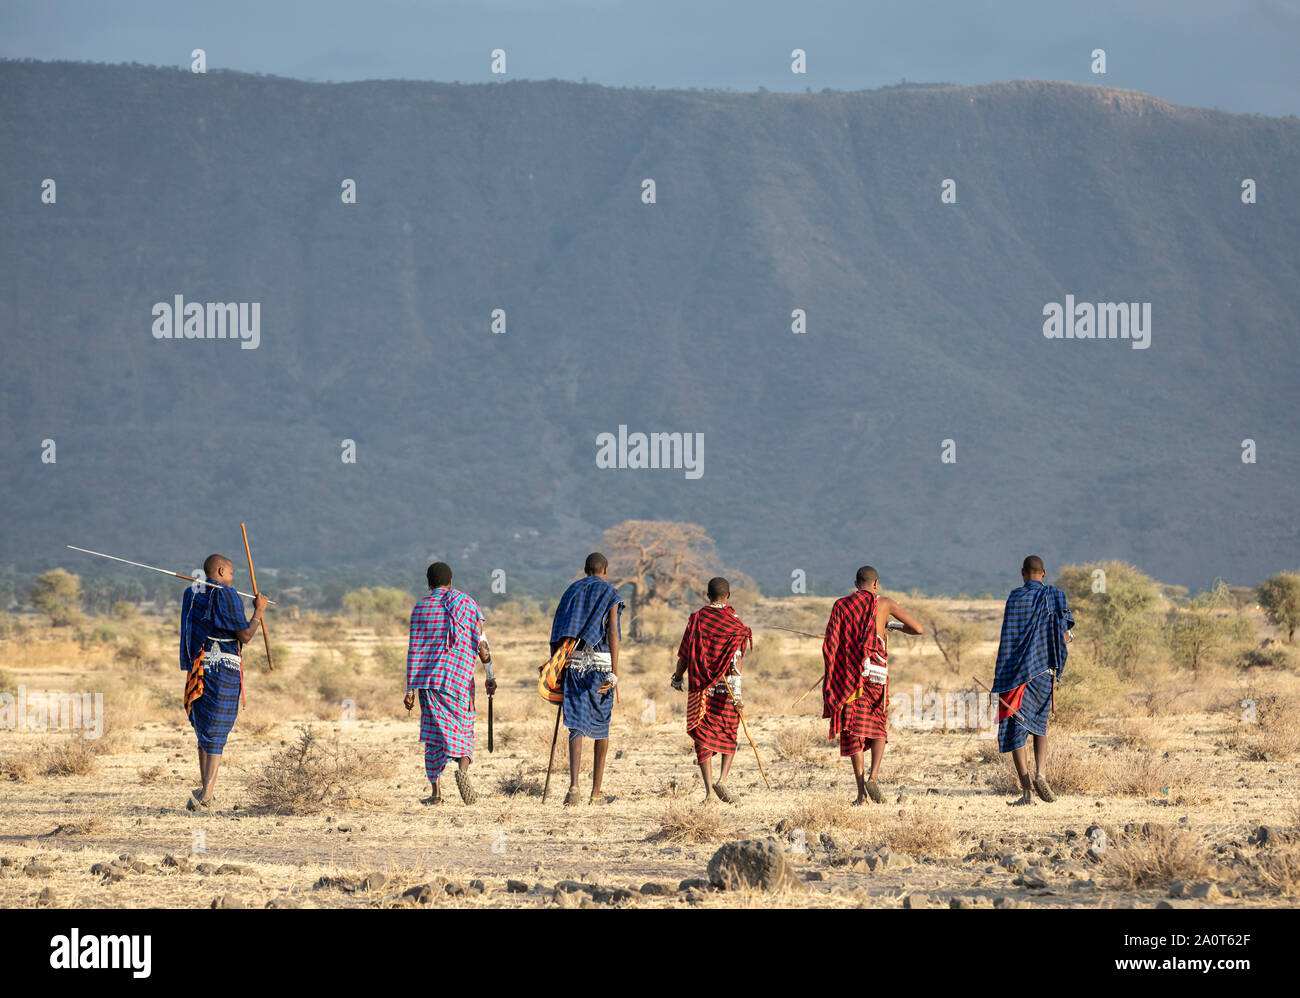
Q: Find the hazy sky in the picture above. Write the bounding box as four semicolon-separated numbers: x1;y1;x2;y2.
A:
2;0;1296;115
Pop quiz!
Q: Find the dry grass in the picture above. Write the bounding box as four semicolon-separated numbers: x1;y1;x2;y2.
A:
985;736;1175;798
41;738;100;776
138;764;165;783
1104;827;1222;888
882;807;956;856
773;725;820;763
1238;691;1300;761
497;763;543;798
775;796;873;836
1112;716;1172;751
246;725;397;814
0;753;34;782
648;802;741;843
1250;841;1300;897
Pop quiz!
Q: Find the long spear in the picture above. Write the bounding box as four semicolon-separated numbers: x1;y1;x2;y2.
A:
788;621;905;709
240;523;274;671
765;624;824;639
66;546;276;604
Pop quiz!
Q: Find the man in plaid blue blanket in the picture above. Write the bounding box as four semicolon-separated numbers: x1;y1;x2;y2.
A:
180;554;267;811
991;555;1075;806
402;562;496;805
549;552;625;806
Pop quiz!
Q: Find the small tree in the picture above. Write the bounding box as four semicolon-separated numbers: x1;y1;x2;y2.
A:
30;569;82;626
341;587;374;626
1165;580;1244;678
1257;572;1300;644
926;610;982;673
1056;561;1163;677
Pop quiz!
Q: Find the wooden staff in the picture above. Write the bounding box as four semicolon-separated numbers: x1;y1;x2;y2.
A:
542;700;563;802
488;694;495;753
720;681;770;790
240;522;274;671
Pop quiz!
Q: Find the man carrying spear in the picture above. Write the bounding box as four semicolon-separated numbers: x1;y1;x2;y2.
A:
402;562;495;805
822;566;923;805
991;555;1074;806
180;554;267;811
671;577;752;803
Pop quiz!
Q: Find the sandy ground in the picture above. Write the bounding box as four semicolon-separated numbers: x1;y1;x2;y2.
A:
2;597;1297;909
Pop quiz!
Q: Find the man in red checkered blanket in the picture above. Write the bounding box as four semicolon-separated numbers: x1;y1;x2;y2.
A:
672;577;752;804
822;566;922;805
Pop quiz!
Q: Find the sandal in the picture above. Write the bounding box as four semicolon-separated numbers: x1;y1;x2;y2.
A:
1032;775;1056;803
712;782;736;804
563;787;581;807
865;780;885;804
454;770;477;805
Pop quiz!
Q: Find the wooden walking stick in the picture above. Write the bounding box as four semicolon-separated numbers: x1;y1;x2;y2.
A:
488;693;494;753
721;682;770;790
542;700;563;802
240;522;274;671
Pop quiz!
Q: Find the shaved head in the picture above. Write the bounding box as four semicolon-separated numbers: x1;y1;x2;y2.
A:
855;565;879;588
584;552;608;576
1022;555;1045;577
707;576;730;601
203;554;232;577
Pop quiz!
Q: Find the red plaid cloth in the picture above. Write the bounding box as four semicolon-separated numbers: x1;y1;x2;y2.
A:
692;695;740;762
822;589;887;739
677;604;752;733
840;685;889;755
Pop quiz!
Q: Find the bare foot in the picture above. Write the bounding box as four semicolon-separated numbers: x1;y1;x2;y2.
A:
1007;794;1035;806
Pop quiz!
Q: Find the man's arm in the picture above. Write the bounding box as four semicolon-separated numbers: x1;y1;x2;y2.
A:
479;635;497;695
881;597;923;635
234;592;268;645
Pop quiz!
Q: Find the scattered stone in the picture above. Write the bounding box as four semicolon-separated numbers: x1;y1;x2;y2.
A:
162;854;189;869
215;864;249;876
362;873;388;891
1168;879;1189;898
706;839;805;892
194;863;216;876
265;897;300;909
506;880;529;893
949;897;975;909
555;880;595;895
640;882;674;896
592;887;636;904
1189;882;1223;902
819;832;841;854
1156;900;1174;909
1250;825;1291;847
876;850;914;871
336;824;352;833
902;893;932;909
1017;867;1051;889
804;871;825;882
37;887;57;907
210;895;244;909
993;896;1021;909
678;877;712;892
469;879;486;894
23;865;53;878
1000;853;1028;873
403;884;434;904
